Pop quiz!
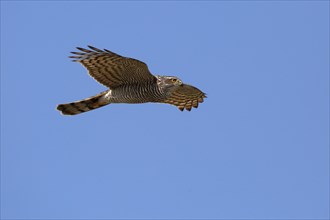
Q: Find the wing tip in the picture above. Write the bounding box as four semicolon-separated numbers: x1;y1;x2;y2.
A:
87;45;104;52
68;56;80;62
178;106;184;111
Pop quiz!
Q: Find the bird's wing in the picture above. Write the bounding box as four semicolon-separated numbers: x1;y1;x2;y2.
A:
163;84;206;111
69;46;157;88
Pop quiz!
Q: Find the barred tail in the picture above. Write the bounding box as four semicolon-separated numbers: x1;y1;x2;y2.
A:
57;91;110;115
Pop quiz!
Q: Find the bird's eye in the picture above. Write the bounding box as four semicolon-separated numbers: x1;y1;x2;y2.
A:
171;78;177;83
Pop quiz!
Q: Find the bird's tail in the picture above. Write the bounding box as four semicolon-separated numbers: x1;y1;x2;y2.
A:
57;90;110;115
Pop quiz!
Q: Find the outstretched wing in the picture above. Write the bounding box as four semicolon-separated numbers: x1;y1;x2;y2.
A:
163;84;206;111
69;46;157;88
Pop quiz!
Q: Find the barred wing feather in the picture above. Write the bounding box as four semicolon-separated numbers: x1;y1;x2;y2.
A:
69;45;156;88
163;84;206;111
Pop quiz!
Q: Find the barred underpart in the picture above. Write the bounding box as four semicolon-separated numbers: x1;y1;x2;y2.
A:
57;45;206;115
107;82;166;103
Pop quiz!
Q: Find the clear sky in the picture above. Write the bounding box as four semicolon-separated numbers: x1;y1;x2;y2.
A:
1;1;329;219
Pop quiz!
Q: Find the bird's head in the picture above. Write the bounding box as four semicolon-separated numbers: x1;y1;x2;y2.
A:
156;76;183;91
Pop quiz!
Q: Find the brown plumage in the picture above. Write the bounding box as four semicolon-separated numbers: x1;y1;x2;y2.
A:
57;91;109;115
57;46;206;115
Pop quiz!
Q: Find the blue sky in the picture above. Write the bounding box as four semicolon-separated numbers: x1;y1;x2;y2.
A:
1;1;329;219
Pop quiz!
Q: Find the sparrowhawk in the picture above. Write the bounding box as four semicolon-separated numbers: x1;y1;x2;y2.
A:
57;46;206;115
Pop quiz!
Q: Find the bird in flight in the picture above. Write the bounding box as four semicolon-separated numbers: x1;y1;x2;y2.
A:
57;46;206;115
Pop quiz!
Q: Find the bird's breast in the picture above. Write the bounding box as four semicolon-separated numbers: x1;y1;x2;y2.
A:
106;83;164;103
